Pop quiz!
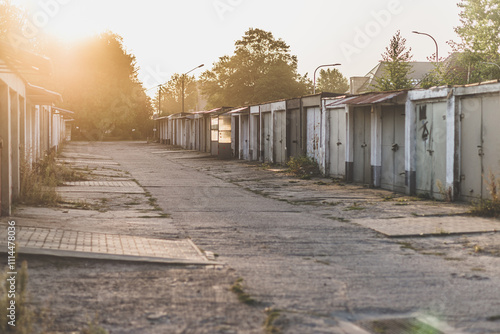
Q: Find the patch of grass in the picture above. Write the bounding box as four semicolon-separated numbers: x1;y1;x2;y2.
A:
264;308;281;334
315;181;328;186
382;194;396;201
344;202;365;211
486;315;500;322
421;252;446;256
444;257;463;261
82;317;109;334
322;201;341;206
230;278;256;305
399;242;417;251
286;156;320;179
327;216;351;223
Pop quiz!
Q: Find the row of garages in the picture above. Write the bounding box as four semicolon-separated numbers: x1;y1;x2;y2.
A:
159;81;500;202
1;42;73;216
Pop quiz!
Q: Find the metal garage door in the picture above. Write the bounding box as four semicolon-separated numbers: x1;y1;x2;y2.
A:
415;102;447;198
262;112;272;162
328;108;346;178
460;94;500;200
306;107;321;162
353;106;371;184
381;105;406;192
273;110;286;164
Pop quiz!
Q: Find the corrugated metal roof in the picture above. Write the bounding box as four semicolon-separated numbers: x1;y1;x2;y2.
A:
52;107;74;114
326;91;407;107
226;106;250;115
26;83;63;104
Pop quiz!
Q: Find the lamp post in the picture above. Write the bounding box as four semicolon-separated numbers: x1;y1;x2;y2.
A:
313;63;341;94
412;31;438;63
181;64;204;113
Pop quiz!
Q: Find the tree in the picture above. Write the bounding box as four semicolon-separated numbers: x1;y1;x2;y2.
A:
454;0;500;57
37;32;153;140
316;68;349;93
432;0;500;85
155;73;199;115
201;28;310;107
373;30;414;91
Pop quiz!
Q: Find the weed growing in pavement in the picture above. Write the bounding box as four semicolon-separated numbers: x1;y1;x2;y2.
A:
286;156;320;180
81;316;109;334
230;278;256;305
436;180;453;202
470;172;500;218
344;202;365;211
264;308;281;334
19;150;89;206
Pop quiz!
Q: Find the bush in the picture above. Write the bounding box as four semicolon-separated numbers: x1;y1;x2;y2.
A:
286;156;320;179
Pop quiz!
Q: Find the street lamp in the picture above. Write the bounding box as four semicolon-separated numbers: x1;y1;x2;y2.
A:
181;64;204;113
412;31;439;63
313;63;341;94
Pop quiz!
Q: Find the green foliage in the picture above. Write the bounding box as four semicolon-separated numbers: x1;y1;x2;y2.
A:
373;30;414;91
453;0;500;57
316;68;349;93
201;28;311;107
155;73;199;115
424;0;500;87
0;261;34;334
287;156;320;179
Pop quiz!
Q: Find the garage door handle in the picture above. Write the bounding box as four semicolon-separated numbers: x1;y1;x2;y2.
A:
361;143;367;148
477;146;484;156
292;140;298;143
427;149;434;155
392;143;399;152
337;142;342;146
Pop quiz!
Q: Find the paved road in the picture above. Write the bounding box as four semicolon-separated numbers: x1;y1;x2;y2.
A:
92;142;500;333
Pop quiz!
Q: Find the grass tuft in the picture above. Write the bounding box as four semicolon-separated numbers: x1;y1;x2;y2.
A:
230;278;256;305
286;156;320;179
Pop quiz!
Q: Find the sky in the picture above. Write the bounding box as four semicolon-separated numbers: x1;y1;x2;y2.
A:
11;0;462;95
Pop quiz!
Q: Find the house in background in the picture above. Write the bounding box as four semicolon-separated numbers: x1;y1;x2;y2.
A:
350;62;436;94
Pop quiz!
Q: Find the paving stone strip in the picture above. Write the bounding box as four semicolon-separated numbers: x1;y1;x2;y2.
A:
0;225;212;265
353;216;500;237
